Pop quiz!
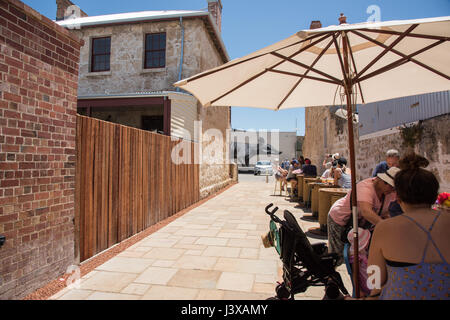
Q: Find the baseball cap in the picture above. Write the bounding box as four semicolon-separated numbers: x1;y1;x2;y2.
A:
377;167;401;187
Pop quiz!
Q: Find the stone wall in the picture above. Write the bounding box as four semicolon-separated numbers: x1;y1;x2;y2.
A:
302;106;357;175
303;106;450;191
0;0;82;299
357;114;450;191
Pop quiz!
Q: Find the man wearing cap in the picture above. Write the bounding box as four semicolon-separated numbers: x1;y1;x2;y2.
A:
327;167;400;265
373;149;403;217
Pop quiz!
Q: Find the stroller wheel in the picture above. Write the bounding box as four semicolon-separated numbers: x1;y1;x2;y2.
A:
275;283;290;300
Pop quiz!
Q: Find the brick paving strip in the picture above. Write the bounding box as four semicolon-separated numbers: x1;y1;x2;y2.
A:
23;182;237;300
25;176;351;300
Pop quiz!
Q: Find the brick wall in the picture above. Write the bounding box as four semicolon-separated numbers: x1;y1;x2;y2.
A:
0;0;82;299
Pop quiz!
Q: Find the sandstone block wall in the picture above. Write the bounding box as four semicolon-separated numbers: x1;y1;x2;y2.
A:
357;114;450;191
71;18;231;199
0;0;82;299
303;106;450;191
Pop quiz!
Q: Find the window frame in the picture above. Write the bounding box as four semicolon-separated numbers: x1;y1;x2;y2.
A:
91;36;111;73
144;32;166;69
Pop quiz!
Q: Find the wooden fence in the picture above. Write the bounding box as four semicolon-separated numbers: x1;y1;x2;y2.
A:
75;115;199;262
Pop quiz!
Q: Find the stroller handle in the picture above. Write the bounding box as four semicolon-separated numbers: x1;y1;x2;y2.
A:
265;203;283;223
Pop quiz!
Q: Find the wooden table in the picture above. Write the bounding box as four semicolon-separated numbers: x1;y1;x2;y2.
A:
310;182;335;215
318;188;350;225
302;177;321;206
296;174;304;200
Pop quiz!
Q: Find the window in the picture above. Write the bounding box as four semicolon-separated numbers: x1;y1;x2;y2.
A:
91;37;111;72
141;115;164;133
144;33;166;69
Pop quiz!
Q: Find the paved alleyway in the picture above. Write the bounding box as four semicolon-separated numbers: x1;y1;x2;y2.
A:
51;175;351;300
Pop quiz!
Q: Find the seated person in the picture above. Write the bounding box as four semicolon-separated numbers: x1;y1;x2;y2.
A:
321;161;333;179
286;159;301;195
322;153;340;169
372;149;399;177
298;156;305;166
327;167;399;265
275;165;288;190
302;158;317;177
373;149;403;217
333;157;351;189
358;153;449;300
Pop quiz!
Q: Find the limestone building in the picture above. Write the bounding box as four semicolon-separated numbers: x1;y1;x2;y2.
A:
302;91;450;191
56;0;233;197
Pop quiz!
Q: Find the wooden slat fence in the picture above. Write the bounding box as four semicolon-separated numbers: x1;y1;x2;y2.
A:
75;115;199;262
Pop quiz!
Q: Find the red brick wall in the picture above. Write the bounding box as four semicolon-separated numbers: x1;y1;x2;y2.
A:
0;0;82;299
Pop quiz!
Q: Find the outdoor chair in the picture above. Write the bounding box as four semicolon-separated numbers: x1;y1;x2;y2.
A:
273;179;287;196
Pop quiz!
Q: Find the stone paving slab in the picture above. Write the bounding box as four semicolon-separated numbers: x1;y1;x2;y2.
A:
52;175;352;300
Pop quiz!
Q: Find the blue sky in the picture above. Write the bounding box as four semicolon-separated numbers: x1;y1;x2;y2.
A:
22;0;450;135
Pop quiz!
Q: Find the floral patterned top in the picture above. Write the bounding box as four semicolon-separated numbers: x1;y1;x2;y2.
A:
379;212;449;300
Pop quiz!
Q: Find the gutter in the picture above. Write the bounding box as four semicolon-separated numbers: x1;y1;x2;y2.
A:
177;16;185;92
77;91;195;100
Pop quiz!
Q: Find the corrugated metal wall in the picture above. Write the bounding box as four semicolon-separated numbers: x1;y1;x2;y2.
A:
358;90;450;136
169;92;198;142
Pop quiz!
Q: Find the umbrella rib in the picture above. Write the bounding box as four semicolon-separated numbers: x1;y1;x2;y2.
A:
180;32;330;85
269;51;341;84
350;30;450;81
359;28;450;41
357;39;448;83
275;36;336;110
354;24;419;82
344;32;365;104
208;33;334;105
332;33;348;85
266;69;339;85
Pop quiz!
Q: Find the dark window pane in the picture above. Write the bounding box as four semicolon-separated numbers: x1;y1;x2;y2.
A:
93;37;110;55
92;54;110;72
145;35;151;50
144;33;166;68
152;35;159;50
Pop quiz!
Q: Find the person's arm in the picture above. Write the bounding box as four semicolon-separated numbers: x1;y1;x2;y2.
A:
359;201;383;225
322;157;329;168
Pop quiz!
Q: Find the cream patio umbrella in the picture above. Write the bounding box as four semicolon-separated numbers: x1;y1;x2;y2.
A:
174;15;450;297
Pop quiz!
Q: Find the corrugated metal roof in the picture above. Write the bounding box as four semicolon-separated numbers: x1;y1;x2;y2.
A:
78;91;195;100
56;10;208;28
358;90;450;135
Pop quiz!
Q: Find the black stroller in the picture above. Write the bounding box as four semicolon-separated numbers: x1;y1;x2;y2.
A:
263;203;348;300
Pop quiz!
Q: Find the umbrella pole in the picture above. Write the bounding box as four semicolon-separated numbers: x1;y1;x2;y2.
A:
342;31;360;298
